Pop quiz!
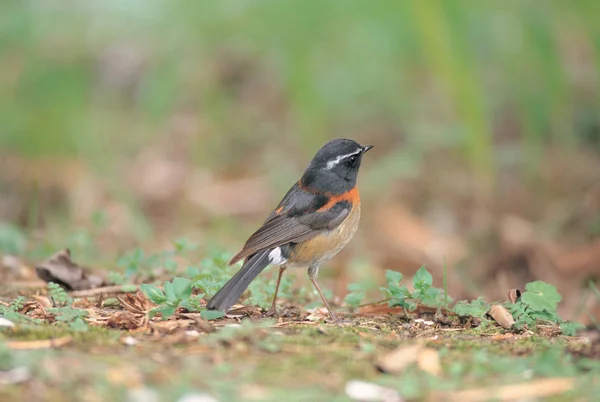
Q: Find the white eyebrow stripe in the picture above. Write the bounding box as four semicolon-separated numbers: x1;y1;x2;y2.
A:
325;148;362;169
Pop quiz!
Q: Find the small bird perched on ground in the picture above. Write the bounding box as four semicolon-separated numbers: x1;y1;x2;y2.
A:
207;138;373;320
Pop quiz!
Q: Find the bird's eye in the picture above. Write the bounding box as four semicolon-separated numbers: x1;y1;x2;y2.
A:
348;155;357;164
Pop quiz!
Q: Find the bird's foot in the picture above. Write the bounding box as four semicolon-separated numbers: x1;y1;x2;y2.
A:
265;306;280;318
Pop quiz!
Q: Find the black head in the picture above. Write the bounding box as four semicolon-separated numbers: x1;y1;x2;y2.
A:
300;138;373;194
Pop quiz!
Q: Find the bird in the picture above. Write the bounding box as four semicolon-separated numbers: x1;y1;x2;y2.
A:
206;138;373;320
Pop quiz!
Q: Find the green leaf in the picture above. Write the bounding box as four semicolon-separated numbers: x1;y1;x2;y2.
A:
413;266;433;290
51;306;88;322
385;270;403;285
421;287;444;306
163;280;178;304
529;309;560;323
180;295;204;311
171;277;193;299
424;287;442;300
506;301;527;318
344;291;365;308
118;248;145;277
173;237;198;253
140;284;167;305
152;305;176;320
453;298;489;318
389;298;405;308
186;266;201;278
164;260;178;273
347;283;363;292
48;282;72;305
201;309;226;320
389;284;411;300
69;317;89;332
521;281;562;312
120;285;139;293
559;321;585;336
107;272;126;285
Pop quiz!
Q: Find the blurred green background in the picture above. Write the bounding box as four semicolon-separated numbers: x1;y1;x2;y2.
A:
1;1;599;319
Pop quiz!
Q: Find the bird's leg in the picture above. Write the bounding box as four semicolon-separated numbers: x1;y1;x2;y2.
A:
308;265;337;321
268;265;287;315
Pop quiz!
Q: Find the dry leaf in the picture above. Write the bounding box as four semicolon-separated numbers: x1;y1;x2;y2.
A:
106;311;145;330
488;305;515;329
417;348;441;376
150;319;195;334
306;307;330;321
118;291;150;315
31;295;53;308
376;344;422;374
36;249;104;290
105;365;143;388
507;289;521;304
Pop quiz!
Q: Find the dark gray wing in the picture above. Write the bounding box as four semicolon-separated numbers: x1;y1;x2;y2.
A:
229;183;351;264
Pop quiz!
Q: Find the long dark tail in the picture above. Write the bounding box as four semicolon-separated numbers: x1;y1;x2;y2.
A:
206;250;271;312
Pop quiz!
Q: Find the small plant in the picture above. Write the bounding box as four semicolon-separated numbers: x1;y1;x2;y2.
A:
142;277;193;319
453;297;489;318
48;282;73;305
344;283;366;310
0;297;41;325
453;281;584;336
173;237;199;254
141;277;225;320
112;238;201;284
505;281;583;335
9;296;26;311
184;249;292;311
117;248;146;279
380;266;446;312
47;282;89;331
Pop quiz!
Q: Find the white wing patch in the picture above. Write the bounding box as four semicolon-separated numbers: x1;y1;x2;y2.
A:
325;148;362;170
268;247;287;265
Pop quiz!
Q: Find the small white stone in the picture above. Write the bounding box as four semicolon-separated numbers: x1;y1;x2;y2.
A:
345;380;403;402
0;317;15;327
0;367;30;385
127;387;159;402
122;336;138;346
177;393;218;402
1;255;21;272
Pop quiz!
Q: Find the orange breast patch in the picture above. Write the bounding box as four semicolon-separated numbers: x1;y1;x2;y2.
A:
317;187;360;212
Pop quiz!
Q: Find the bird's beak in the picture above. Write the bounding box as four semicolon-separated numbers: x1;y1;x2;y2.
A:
361;145;374;154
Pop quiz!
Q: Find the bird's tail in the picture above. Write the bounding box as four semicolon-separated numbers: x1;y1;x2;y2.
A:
206;250;271;312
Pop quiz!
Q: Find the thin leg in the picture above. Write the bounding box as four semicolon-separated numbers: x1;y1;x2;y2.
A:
308;265;337;321
269;265;287;313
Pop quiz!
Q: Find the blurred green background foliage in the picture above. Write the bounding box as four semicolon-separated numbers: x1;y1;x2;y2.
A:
2;1;598;172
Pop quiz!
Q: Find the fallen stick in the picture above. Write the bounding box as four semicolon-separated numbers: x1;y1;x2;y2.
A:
70;285;139;298
432;378;575;402
6;336;73;350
